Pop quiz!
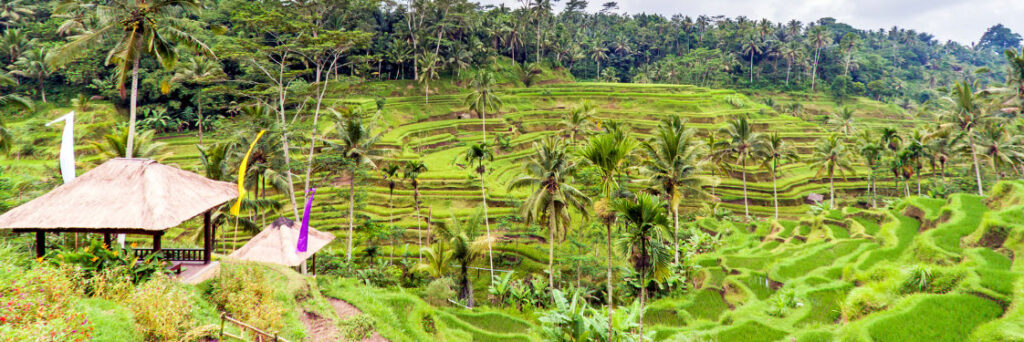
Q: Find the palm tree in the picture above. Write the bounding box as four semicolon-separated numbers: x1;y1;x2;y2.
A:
560;101;596;144
840;32;859;76
509;137;591;290
381;164;401;260
857;132;883;207
10;47;50;103
714;116;763;217
330;113;384;262
0;29;31;63
465;71;503;144
641;116;712;261
1005;47;1024;115
417;52;440;103
780;41;803;86
808;25;832;91
403;160;428;259
806;134;856;209
91;127;169;161
172;56;225;144
437;209;492;308
741;35;763;83
976;125;1023;182
923;127;963;184
577;132;632;336
903;130;928;195
590;44;608;78
462;142;496;280
613;192;671;339
754;132;798;219
828;107;856;135
946;81;995;195
48;0;214;159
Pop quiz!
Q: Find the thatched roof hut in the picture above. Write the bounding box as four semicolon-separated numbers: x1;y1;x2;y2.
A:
0;158;236;231
229;217;335;267
0;158;236;262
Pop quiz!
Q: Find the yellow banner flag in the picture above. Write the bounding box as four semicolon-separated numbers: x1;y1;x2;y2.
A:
230;130;266;216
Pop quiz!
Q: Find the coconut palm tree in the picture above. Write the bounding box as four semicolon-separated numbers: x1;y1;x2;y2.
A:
945;81;995;195
417;52;440;103
714;116;763;217
808;25;832;91
613;192;671;339
330;112;384;262
903;130;928;195
754;132;798;219
91;127;169;161
10;47;50;103
509;137;591;290
923;127;963;184
465;71;503;144
577;131;632;336
437;209;492;308
1003;47;1023;116
0;73;32;155
857;131;884;207
403;160;428;259
48;0;214;159
780;41;803;86
806;134;856;209
560;101;596;145
590;44;608;78
881;127;902;154
172;56;225;144
0;29;31;63
462;142;496;280
976;125;1024;182
381;164;402;259
641;116;712;260
741;35;763;83
828;107;856;135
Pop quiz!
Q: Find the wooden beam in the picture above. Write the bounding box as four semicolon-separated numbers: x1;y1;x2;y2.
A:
35;231;44;258
203;210;213;264
152;231;163;253
103;233;112;247
12;228;165;235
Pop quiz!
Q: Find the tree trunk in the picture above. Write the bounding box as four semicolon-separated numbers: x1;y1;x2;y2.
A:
389;191;395;261
749;50;754;83
811;47;820;91
548;200;556;290
347;174;356;261
39;79;46;103
606;222;614;342
870;173;877;208
968;132;985;196
415;186;423;260
772;162;780;220
673;202;680;264
741;154;750;217
845;52;852;76
127;55;140;159
197;89;204;144
277;66;301;222
481;172;494;281
916;166;922;196
786;59;792;85
829;172;836;210
638;275;646;340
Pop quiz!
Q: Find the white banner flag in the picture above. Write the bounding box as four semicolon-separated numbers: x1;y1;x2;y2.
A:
45;111;76;184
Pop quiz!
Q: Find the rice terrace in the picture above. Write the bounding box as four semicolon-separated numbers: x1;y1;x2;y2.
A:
1;0;1023;341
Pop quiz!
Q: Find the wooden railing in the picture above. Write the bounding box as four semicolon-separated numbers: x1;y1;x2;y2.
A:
220;313;291;342
133;248;205;262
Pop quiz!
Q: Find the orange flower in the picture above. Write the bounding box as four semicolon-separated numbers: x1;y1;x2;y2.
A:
90;257;98;262
130;243;138;248
35;257;44;263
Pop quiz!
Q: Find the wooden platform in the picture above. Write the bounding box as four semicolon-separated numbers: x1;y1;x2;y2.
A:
172;261;220;284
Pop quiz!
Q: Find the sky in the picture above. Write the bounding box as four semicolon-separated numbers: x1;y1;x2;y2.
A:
475;0;1024;45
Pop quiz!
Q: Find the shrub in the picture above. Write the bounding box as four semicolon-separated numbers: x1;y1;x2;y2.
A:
125;275;212;341
424;277;457;307
339;314;376;341
0;266;94;341
209;264;284;332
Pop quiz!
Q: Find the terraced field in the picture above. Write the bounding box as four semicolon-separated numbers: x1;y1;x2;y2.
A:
135;82;921;253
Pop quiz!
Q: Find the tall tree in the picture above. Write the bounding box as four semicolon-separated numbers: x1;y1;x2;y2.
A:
840;32;859;76
418;52;440;103
403;160;428;259
382;164;402;260
945;81;993;196
560;101;596;145
509;137;591;290
714;116;763;217
577;131;633;339
741;35;763;83
613;192;671;340
10;47;50;103
806;134;855;209
171;56;225;144
330;112;384;262
462;142;496;280
808;25;832;92
48;0;214;158
754;132;798;219
828;107;856;135
857;132;884;207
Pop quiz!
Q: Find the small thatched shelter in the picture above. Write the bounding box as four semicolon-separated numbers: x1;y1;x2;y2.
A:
229;217;334;271
0;158;237;263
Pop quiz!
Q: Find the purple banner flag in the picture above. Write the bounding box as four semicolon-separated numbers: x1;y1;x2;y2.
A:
297;188;317;253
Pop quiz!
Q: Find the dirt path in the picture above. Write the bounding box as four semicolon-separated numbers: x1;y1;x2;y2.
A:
299;310;341;342
329;298;388;342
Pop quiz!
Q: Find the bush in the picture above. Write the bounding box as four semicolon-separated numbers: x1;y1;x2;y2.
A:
424;277;457;306
209;264;284;332
339;314;376;341
0;266;94;341
125;275;212;341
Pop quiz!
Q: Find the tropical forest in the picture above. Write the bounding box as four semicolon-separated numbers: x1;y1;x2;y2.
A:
1;0;1024;341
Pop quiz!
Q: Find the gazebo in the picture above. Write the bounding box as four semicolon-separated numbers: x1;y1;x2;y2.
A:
229;217;334;274
0;158;237;265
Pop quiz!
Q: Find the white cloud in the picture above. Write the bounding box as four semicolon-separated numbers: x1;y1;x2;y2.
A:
476;0;1024;44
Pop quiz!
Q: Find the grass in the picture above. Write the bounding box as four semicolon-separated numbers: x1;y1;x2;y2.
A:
76;298;139;342
863;294;1003;342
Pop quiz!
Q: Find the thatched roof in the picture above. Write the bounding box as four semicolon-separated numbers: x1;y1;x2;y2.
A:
0;158;237;231
229;217;335;267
